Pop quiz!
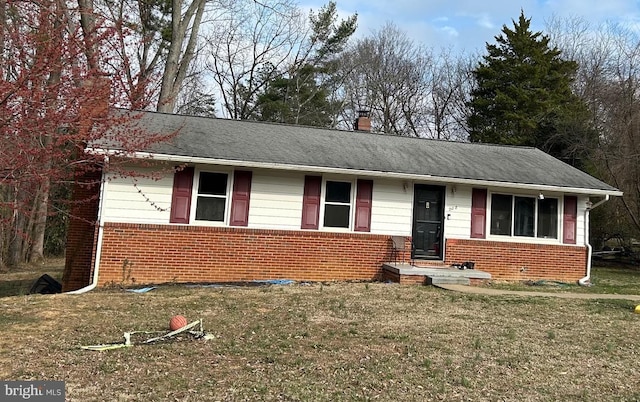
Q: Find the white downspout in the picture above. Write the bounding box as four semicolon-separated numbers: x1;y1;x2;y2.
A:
579;194;610;286
66;162;108;294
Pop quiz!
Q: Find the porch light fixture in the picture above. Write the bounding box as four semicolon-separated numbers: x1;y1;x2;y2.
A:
538;193;544;200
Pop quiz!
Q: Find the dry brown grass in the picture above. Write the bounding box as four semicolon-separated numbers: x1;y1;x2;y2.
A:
1;263;640;401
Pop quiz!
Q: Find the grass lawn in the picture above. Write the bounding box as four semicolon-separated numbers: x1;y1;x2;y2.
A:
1;261;640;401
483;264;640;295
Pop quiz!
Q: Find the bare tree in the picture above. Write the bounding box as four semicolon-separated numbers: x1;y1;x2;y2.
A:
424;49;473;141
547;16;640;242
336;24;473;139
250;1;357;127
96;0;168;109
204;0;306;119
157;0;206;113
337;23;432;136
175;58;217;116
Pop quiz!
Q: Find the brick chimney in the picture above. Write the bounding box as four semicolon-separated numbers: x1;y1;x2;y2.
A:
354;110;371;132
81;77;110;118
79;77;111;137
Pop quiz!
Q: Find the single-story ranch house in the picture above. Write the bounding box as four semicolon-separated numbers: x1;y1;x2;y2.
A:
63;111;622;291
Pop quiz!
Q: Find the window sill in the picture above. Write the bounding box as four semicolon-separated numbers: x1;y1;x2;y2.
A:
485;235;563;245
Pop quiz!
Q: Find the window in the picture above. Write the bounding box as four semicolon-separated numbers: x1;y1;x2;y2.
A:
490;194;558;238
195;172;228;221
491;194;512;235
514;197;535;237
323;181;352;228
538;198;558;238
302;178;371;231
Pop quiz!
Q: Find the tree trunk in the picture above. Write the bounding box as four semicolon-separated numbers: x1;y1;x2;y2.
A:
29;179;49;263
27;0;62;263
0;0;6;80
157;0;205;113
0;225;4;269
7;183;25;267
0;188;5;269
77;0;97;71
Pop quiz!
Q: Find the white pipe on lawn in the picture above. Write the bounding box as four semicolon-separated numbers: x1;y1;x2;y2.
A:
579;194;610;286
66;162;109;294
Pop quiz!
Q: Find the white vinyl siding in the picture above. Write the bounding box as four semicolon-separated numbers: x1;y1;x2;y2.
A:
370;179;412;236
575;195;588;245
101;168;173;223
442;185;473;239
99;165;591;247
248;171;305;230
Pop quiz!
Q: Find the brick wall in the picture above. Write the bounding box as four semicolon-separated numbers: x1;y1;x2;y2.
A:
65;214;589;288
445;238;587;281
62;168;102;291
95;223;393;286
381;270;427;285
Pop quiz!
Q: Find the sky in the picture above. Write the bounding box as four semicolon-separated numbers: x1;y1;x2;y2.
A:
299;0;640;55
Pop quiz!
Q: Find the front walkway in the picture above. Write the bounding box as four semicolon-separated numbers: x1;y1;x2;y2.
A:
436;283;640;301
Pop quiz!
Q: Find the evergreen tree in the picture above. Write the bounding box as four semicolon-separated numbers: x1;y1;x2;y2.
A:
255;1;356;127
467;11;594;166
257;64;336;127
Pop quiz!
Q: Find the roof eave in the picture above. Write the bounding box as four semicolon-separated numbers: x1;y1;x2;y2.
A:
88;148;623;197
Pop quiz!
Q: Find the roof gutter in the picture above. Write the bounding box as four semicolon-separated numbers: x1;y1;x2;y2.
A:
86;148;623;197
579;194;610;286
65;161;108;294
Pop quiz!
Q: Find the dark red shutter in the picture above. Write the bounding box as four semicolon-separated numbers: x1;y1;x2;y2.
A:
169;166;194;224
354;179;373;232
470;188;487;239
563;196;577;244
230;170;252;226
301;175;322;229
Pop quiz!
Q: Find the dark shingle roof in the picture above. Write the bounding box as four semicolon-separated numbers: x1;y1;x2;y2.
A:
99;110;619;193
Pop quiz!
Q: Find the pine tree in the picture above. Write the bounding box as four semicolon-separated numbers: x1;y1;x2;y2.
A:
255;1;356;127
467;11;594;165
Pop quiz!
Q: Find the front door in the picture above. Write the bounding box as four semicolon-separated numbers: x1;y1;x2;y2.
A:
412;184;445;259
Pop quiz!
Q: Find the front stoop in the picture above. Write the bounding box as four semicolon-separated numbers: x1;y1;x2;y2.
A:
382;263;491;286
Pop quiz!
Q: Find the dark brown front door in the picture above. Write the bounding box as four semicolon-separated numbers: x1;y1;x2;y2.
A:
412;184;445;259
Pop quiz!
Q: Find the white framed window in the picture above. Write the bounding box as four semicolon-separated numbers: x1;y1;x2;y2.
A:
194;171;229;222
489;194;558;239
322;180;353;229
537;198;558;239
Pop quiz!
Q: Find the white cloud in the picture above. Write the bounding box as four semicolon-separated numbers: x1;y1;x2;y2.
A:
440;26;460;37
298;0;640;56
475;13;495;29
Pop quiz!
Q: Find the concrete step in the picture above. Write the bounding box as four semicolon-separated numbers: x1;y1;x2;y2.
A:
427;276;471;286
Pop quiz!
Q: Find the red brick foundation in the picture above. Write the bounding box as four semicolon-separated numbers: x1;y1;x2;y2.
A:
444;238;587;282
64;215;590;289
381;270;428;285
95;223;393;286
